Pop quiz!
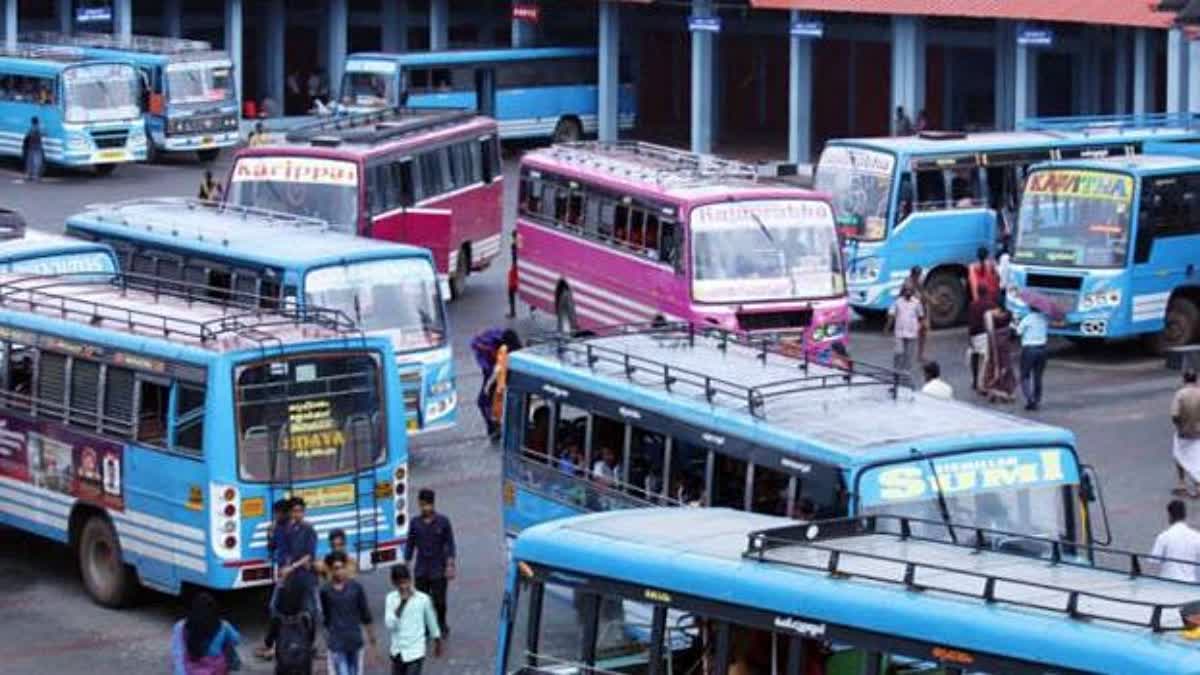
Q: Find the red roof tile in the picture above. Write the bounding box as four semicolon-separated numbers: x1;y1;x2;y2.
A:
749;0;1172;29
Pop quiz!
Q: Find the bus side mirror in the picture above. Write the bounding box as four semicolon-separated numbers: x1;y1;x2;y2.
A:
1080;471;1096;503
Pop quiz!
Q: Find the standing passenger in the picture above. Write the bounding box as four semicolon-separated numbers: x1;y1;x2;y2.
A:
385;565;443;674
884;284;924;385
1151;500;1200;582
1172;371;1200;498
22;117;43;182
172;592;241;675
320;551;376;675
1016;305;1049;411
403;489;456;638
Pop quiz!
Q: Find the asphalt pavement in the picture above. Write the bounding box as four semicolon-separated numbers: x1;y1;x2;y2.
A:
0;150;1188;673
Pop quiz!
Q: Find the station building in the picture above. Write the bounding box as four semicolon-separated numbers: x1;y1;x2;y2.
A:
0;1;1190;160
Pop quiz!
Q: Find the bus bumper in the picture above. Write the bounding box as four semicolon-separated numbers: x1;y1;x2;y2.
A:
848;274;907;312
162;131;240;152
58;148;147;166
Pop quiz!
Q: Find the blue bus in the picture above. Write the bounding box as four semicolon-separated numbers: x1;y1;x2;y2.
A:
502;326;1109;554
1007;150;1200;351
65;198;457;434
23;32;239;162
336;47;636;141
0;47;146;174
499;508;1200;675
0;220;117;275
0;271;409;606
814;115;1200;326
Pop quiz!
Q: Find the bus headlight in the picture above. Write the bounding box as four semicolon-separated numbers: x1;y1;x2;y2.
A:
1079;290;1121;311
430;379;453;396
66;134;89;152
850;262;880;283
813;323;844;342
425;392;457;421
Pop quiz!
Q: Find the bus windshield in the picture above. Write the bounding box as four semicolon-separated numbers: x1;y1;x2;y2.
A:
1014;169;1134;269
228;156;360;230
305;258;445;351
691;199;844;303
857;447;1078;552
62;63;140;123
814;145;896;241
339;71;395;107
236;351;384;482
166;61;235;105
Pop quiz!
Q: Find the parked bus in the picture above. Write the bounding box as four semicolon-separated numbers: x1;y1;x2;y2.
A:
499;508;1200;675
0;46;146;174
336;47;636;141
0;214;117;274
23;32;239;162
815;115;1200;326
0;271;409;606
1008;150;1200;351
516;142;848;358
66;198;456;434
502;326;1109;555
225;107;502;299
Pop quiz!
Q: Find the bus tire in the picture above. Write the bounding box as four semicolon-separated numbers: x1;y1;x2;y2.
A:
94;163;117;177
197;148;220;163
78;515;136;608
925;271;967;328
449;245;469;300
556;286;578;335
552;117;582;143
1148;297;1200;354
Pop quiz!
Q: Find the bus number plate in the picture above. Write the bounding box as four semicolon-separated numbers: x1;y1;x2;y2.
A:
291;483;355;509
96;150;127;161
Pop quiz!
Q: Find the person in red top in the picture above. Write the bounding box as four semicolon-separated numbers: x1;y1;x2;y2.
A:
507;237;518;318
968;247;1000;304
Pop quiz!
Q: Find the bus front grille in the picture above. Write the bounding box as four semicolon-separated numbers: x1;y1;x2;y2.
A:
90;129;129;149
737;309;814;332
398;369;421;417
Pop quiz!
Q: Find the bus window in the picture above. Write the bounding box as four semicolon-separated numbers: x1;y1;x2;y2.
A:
597;200;617;240
712;453;748;509
131;249;156;277
613;204;630;241
552;187;569;224
102;366;135;437
138;378;169;448
627;427;666;501
175;384;206;456
593;594;654;664
523;395;552;461
660;220;679;268
668;441;708;506
481;137;498;183
628;209;646;248
68;358;101;430
589;413;624;488
949;168;984;208
750;464;792;516
394;160;415;208
554;403;588;476
520;173;544;215
35;351;67;420
7;340;32;410
915;170;947;211
566;192;584;226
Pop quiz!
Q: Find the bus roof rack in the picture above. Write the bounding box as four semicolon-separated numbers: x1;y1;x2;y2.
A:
538;141;794;188
285;107;477;146
0;44;87;62
83;198;332;236
745;514;1200;633
530;322;906;418
1018;113;1200;134
0;271;363;348
22;30;214;56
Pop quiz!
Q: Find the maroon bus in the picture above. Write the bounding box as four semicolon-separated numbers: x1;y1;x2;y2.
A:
224;108;503;298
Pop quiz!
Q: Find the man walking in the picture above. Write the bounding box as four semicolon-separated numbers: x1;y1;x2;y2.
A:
1016;305;1049;410
403;489;455;638
1172;371;1200;498
385;565;442;674
320;551;376;675
884;283;924;386
22;117;43;182
1151;500;1200;582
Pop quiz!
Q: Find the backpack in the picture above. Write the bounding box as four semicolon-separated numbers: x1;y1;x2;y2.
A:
274;612;313;673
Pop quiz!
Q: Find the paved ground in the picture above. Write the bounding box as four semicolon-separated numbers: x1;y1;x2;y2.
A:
0;150;1188;673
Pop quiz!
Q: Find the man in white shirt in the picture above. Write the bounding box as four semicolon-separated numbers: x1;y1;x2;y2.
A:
591;446;621;486
920;361;954;400
884;283;925;386
1151;499;1200;582
385;564;442;674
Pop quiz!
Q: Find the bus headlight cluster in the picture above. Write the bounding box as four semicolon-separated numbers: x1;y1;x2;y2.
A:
393;465;408;533
812;322;844;342
66;134;90;152
1079;290;1121;311
430;379;453;396
425;392;456;421
849;262;881;283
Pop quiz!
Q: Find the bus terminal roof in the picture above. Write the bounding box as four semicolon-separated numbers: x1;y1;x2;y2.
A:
515;508;1200;674
347;46;595;67
509;329;1071;467
68;199;432;270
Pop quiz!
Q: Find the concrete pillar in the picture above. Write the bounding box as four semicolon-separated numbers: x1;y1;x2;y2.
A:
787;10;812;164
1015;42;1037;124
1114;30;1129;115
225;0;243;114
994;23;1015;130
264;0;285;115
430;0;448;51
162;0;182;38
327;0;348;103
382;0;408;52
512;2;536;48
890;15;925;134
113;0;131;43
3;0;14;52
57;0;72;34
689;0;715;153
597;0;619;142
1133;28;1151;116
1168;28;1189;114
1189;39;1200;115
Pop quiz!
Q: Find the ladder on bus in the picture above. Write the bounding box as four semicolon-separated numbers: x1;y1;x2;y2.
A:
349;413;381;570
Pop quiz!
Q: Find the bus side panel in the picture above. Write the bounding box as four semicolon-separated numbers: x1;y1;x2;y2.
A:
0;411;73;545
0;100;59;162
505;484;587;538
451;177;503;272
1129;237;1200;336
121;444;209;594
883;209;995;296
373;210;453;276
497;85;594;139
407;91;476;112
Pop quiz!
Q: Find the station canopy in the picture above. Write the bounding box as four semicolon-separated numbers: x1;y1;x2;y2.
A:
748;0;1172;28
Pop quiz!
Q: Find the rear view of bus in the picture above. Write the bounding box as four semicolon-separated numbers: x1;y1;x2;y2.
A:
516;142;848;358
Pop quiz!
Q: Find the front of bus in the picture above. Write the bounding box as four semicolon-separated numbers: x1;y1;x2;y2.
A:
334;56;399;115
1006;164;1136;342
157;55;240;155
687;194;849;361
211;337;409;589
303;254;457;434
226;152;361;231
58;61;146;167
814;143;902;315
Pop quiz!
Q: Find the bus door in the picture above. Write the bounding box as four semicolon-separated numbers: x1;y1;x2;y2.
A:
475;67;496;118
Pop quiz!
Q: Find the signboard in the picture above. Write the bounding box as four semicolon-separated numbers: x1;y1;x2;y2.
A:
76;4;113;24
512;2;540;23
688;16;722;33
285;399;345;460
1017;27;1054;47
1024;170;1133;202
857;448;1078;507
231;157;359;187
790;20;824;39
0;416;125;511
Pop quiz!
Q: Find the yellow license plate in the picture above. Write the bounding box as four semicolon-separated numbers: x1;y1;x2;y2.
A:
406;418;419;431
96;150;127;161
290;483;355;509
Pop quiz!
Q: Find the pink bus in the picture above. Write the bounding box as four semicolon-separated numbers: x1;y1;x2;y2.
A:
516;142;849;357
224;108;503;299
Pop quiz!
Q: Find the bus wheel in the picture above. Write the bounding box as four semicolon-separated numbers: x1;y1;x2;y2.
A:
78;516;135;607
556;287;578;335
1149;297;1200;354
552;117;582;143
196;148;220;162
449;246;469;300
94;163;117;177
924;272;967;328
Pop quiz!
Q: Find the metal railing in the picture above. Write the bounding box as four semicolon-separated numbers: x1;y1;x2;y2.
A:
1018;112;1200;134
285;106;477;145
84;197;330;233
22;30;213;55
541;141;795;188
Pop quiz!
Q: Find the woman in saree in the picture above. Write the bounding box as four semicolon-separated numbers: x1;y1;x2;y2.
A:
983;304;1017;403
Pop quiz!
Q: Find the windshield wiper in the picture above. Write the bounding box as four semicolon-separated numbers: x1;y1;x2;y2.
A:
750;213;796;296
911;447;957;544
